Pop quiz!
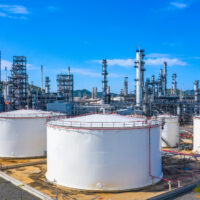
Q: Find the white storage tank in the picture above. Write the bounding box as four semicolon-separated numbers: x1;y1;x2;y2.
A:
0;109;65;158
157;115;179;148
193;117;200;153
46;114;163;191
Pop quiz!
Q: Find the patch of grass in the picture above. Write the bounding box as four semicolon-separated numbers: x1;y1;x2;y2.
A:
194;185;200;193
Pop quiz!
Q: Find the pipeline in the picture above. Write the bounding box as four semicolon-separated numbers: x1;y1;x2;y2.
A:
162;149;200;158
148;125;196;185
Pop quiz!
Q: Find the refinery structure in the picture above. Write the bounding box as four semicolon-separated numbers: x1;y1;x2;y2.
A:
1;49;200;199
0;48;199;121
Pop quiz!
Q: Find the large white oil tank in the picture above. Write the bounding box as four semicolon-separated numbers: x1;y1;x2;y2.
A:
0;109;65;158
46;114;162;191
193;117;200;153
157;115;179;148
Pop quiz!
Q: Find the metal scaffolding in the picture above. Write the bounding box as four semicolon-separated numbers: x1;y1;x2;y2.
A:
8;56;28;110
102;59;109;104
57;67;73;102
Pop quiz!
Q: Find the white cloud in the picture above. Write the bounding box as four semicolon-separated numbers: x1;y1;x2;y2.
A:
146;53;170;58
168;2;188;9
92;54;187;67
52;67;122;78
145;57;187;66
1;59;39;71
0;4;29;18
93;59;134;67
71;68;100;77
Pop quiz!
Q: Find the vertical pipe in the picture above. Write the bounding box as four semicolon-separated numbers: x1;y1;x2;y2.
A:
41;65;43;92
4;66;7;102
163;62;167;96
151;75;155;101
68;66;70;76
159;69;163;96
194;80;199;102
5;66;7;83
148;125;151;176
0;51;1;82
124;77;128;96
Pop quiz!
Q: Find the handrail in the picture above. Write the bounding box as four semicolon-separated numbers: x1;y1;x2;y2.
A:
48;120;160;128
0;113;65;119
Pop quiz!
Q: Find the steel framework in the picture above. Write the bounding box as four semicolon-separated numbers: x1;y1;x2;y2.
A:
8;56;28;110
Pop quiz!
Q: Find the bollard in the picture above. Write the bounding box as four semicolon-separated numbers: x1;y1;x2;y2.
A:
168;181;172;191
178;180;181;188
152;177;154;185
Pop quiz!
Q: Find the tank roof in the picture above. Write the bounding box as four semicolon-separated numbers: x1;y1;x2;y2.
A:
0;109;65;118
48;114;159;129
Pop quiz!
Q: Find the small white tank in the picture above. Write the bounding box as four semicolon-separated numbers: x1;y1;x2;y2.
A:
193;117;200;153
157;115;179;148
0;109;65;158
46;114;162;191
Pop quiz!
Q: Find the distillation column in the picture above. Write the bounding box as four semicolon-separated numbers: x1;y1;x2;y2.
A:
158;69;163;96
194;80;199;102
151;75;155;101
134;49;145;108
45;77;50;94
41;65;43;92
171;73;177;95
92;87;97;99
194;80;199;114
163;62;167;96
124;77;128;96
102;59;108;104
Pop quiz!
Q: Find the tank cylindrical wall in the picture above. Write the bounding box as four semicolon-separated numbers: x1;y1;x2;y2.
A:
0;118;47;158
193;117;200;153
159;116;179;148
46;126;162;191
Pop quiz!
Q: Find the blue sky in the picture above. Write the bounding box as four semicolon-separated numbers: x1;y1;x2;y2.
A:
0;0;200;93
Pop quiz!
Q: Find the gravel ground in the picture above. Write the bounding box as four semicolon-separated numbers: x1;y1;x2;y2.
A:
0;177;40;200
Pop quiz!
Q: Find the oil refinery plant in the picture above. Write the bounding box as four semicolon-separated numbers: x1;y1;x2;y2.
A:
0;48;199;121
0;49;200;199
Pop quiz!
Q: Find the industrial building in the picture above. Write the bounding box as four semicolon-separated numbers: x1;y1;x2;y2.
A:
0;48;199;199
0;48;199;122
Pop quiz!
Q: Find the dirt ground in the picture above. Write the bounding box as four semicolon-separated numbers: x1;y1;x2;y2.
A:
0;126;198;200
3;162;165;200
1;154;200;200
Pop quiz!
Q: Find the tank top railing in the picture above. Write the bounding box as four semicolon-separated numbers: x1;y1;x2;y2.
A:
49;120;160;128
0;113;65;119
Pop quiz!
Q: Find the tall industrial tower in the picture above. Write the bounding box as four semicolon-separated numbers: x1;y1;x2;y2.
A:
92;87;97;99
9;56;28;110
67;67;74;102
57;67;73;102
124;77;128;96
194;80;199;102
45;76;50;94
102;59;108;104
163;62;167;96
135;49;145;108
171;73;177;95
